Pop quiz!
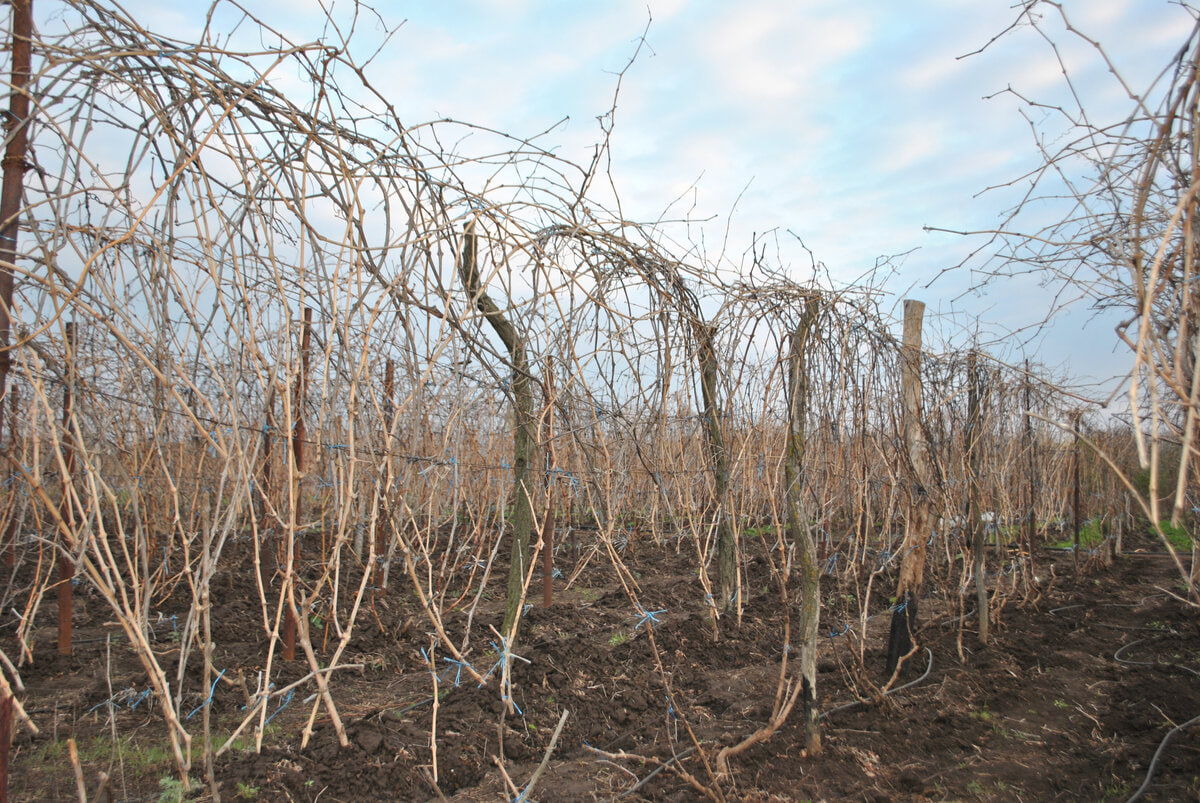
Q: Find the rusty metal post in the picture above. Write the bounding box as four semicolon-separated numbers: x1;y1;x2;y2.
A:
0;0;31;454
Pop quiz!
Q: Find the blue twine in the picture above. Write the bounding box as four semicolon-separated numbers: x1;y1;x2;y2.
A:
324;443;348;451
264;689;293;726
186;668;227;720
502;694;523;716
827;622;851;639
442;657;473;687
551;567;563;579
634;606;666;631
478;640;527;686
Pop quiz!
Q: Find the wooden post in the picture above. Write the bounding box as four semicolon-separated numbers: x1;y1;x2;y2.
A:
967;352;987;644
1023;361;1036;582
373;358;394;589
695;321;736;612
256;386;276;592
0;0;31;456
541;355;555;608
283;307;312;661
57;322;77;657
1073;413;1082;569
785;296;821;753
885;300;933;676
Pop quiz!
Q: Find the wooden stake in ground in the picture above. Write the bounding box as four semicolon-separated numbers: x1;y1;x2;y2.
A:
541;355;555;608
1023;360;1037;586
57;322;77;658
694;320;736;613
373;358;394;589
283;307;312;662
785;296;821;753
967;351;987;645
1072;412;1082;570
885;300;933;676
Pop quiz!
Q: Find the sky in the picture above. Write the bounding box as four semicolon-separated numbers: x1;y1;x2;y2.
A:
121;0;1196;395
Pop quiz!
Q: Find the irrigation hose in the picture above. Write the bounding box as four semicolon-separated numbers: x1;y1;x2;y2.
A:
820;647;934;720
1125;712;1200;803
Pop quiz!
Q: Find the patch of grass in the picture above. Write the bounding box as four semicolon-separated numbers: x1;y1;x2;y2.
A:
1153;520;1193;551
1101;778;1132;801
608;630;629;647
1048;519;1105;550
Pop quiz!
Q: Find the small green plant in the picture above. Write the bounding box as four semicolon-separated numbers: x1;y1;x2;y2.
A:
608;630;629;647
157;776;188;803
1054;699;1069;709
966;779;984;797
235;781;260;799
969;708;993;722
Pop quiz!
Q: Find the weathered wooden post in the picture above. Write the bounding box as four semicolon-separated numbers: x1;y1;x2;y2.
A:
256;386;276;592
885;300;933;676
694;320;737;612
1023;360;1037;583
57;322;77;657
283;307;312;661
785;295;821;753
372;358;394;589
967;351;987;644
1072;412;1082;570
541;355;555;608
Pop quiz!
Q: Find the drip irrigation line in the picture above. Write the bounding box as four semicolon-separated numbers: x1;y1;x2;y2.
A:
820;647;933;720
1114;637;1200;680
1125;712;1200;803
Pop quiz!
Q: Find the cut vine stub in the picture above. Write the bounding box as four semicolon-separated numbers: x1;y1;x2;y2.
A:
884;590;919;677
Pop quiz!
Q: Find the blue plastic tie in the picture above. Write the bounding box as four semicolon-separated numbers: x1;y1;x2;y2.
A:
264;689;293;726
442;657;473;687
634;607;666;631
186;668;227;720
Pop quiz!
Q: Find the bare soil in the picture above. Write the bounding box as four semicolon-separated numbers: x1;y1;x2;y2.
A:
5;528;1199;801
